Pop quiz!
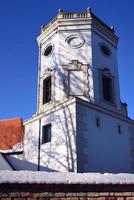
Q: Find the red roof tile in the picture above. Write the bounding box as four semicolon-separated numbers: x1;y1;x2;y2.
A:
0;118;24;152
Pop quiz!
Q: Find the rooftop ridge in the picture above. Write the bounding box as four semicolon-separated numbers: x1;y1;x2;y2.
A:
0;117;22;122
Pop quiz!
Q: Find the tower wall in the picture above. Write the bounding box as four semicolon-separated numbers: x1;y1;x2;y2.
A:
37;11;122;115
38;22;93;113
24;99;77;172
22;10;134;173
91;29;121;112
76;98;134;173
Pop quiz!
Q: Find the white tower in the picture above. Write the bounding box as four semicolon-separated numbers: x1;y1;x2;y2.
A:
24;8;134;173
37;8;125;115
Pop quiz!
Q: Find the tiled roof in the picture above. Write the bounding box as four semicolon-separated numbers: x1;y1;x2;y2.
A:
0;118;24;153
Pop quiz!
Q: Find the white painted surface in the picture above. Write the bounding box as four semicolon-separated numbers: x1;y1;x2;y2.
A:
92;31;121;113
24;98;134;173
24;120;39;168
76;101;134;173
69;70;84;95
38;29;92;105
41;33;59;76
37;15;123;116
24;100;76;172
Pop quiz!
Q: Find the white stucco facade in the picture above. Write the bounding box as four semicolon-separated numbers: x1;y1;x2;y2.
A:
22;9;134;173
92;30;121;113
76;98;134;173
24;98;76;172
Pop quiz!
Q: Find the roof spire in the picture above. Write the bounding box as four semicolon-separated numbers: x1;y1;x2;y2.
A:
87;7;92;12
110;26;115;32
59;8;63;13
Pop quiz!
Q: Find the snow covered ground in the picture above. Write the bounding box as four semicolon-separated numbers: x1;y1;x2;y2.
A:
0;171;134;184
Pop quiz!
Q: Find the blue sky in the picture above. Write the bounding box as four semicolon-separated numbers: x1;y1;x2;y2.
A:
0;0;134;120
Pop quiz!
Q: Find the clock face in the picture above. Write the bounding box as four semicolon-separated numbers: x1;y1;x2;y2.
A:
43;44;54;57
66;34;85;49
100;43;111;57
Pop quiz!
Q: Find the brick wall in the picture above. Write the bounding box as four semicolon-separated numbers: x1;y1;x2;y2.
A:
1;192;134;200
0;183;134;200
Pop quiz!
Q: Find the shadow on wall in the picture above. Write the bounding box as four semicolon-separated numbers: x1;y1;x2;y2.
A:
39;104;76;172
51;31;92;100
24;32;92;172
5;155;57;172
39;33;91;172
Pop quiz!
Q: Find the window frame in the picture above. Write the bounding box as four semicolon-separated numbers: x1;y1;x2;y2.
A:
102;74;113;103
99;68;116;105
62;60;89;99
42;124;51;144
99;43;112;57
43;76;51;104
43;43;54;57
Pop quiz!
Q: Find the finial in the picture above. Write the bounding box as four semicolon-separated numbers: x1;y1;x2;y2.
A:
59;8;63;13
87;7;92;12
111;26;115;31
41;25;45;32
41;25;44;29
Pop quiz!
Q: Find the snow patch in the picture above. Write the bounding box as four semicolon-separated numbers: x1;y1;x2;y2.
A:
0;171;134;184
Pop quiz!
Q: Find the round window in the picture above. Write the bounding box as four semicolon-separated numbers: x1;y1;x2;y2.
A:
100;44;111;56
66;34;85;49
44;44;53;56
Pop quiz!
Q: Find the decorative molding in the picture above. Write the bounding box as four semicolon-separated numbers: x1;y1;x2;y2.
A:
98;67;116;106
37;11;118;46
65;34;85;49
62;60;90;100
39;69;56;113
99;67;113;78
42;43;54;57
41;68;54;77
24;97;134;126
121;102;128;117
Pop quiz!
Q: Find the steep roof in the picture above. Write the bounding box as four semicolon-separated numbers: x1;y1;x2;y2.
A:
0;118;24;153
0;154;13;170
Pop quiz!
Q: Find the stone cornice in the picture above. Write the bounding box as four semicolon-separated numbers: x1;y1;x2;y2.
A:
92;21;118;46
24;97;134;126
76;97;134;125
37;10;118;46
24;98;76;125
41;11;114;34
